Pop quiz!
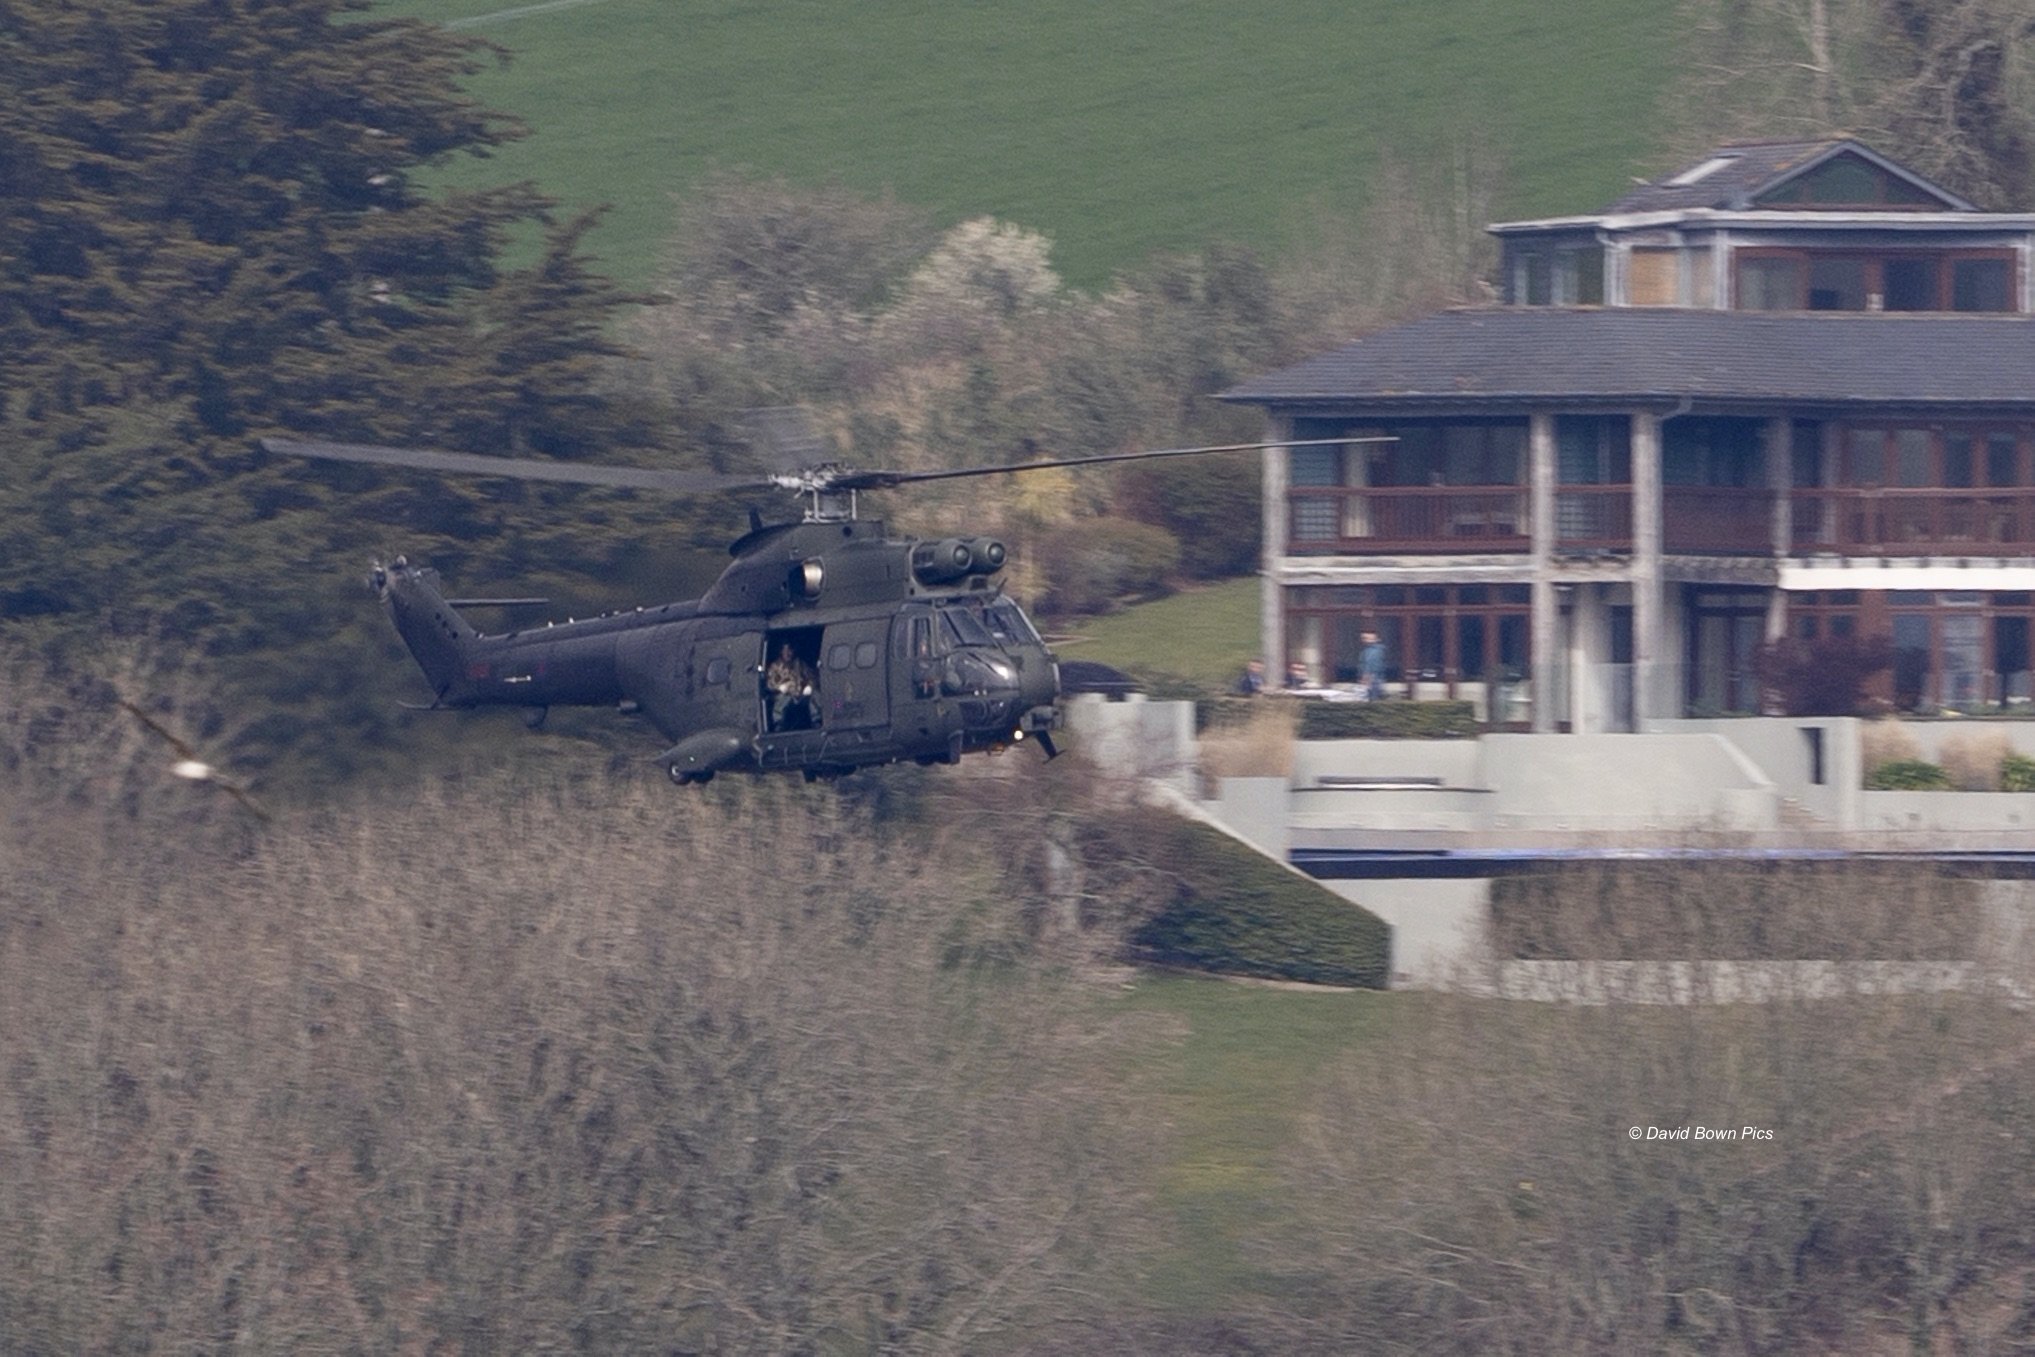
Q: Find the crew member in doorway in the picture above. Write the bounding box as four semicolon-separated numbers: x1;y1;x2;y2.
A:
767;642;816;730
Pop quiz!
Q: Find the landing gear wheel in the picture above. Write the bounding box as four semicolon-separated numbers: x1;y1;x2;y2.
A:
669;766;714;787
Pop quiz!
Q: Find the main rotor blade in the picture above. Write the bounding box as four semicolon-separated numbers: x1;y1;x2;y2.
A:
826;436;1393;490
261;438;769;496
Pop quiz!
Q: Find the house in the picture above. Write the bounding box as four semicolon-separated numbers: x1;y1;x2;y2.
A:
1222;139;2035;732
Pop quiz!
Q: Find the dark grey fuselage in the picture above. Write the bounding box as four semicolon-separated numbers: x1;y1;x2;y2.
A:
376;519;1060;779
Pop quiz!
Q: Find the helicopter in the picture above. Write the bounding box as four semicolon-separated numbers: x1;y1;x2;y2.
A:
260;431;1372;784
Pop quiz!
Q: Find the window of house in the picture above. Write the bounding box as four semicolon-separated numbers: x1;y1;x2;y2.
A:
1893;428;1932;487
1557;416;1631;484
1883;257;1937;310
1988;433;2021;487
1289;446;1341;486
1511;245;1605;305
1843;427;1885;485
1835;425;2031;490
1943;432;1975;488
1664;418;1761;486
1808;256;1869;310
1737;249;2014;312
1792;421;1827;487
1288;584;1532;692
1738;256;1802;310
1891;612;1931;709
1557;247;1605;305
1314;421;1524;487
1952;258;2012;312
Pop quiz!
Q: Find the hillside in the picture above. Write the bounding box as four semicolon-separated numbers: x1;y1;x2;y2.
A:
387;0;1680;286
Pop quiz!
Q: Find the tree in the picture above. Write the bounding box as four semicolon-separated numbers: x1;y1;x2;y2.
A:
0;0;664;776
1672;0;2035;207
1754;631;1894;714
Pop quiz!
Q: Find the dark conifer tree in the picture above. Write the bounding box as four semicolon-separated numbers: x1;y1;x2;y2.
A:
0;0;661;777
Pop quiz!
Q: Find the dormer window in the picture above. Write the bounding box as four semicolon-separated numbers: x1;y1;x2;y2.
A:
1754;152;1943;209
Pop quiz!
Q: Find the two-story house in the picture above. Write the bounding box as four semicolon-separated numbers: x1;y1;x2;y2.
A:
1222;139;2035;731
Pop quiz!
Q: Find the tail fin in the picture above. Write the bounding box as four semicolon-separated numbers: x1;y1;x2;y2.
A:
372;558;480;704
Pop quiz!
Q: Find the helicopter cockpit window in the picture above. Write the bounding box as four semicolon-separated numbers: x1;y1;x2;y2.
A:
941;607;993;649
983;600;1040;646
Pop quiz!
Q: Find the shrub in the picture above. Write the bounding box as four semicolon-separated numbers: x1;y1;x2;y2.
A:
1198;701;1297;780
1036;517;1181;616
1755;633;1894;715
1297;700;1477;740
1864;758;1951;790
1940;730;2010;790
1128;816;1389;988
1861;717;1922;776
2001;752;2035;791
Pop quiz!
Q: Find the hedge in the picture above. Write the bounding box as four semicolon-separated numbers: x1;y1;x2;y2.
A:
1864;758;1952;790
1128;816;1390;988
1197;696;1478;739
1298;700;1477;740
2003;753;2035;792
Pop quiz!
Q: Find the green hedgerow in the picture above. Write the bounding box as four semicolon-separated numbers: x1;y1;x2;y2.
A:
2001;752;2035;792
1864;759;1952;791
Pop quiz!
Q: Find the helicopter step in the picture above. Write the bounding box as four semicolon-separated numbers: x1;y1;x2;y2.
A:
659;728;749;785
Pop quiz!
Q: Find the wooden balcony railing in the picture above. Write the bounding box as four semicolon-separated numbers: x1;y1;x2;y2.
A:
1790;490;2035;554
1288;486;1529;553
1555;486;1632;550
1664;486;1774;554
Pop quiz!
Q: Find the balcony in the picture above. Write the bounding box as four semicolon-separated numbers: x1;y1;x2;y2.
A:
1790;489;2035;554
1664;486;1774;554
1288;487;1528;554
1555;486;1631;551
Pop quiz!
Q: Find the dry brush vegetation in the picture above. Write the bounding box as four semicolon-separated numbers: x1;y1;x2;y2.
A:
0;676;1175;1352
1255;863;2035;1356
11;658;2035;1353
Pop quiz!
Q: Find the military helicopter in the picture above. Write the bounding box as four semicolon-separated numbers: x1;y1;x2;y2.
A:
261;429;1369;784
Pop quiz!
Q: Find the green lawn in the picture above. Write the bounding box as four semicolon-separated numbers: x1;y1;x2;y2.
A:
383;0;1678;287
1116;973;1398;1307
1051;576;1261;691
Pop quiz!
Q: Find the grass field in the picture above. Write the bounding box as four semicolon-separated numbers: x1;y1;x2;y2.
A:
385;0;1680;287
1052;576;1261;690
1119;973;1398;1306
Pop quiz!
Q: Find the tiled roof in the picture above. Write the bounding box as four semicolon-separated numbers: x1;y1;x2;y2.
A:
1599;138;1970;214
1220;308;2035;409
